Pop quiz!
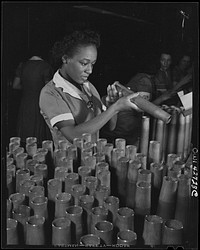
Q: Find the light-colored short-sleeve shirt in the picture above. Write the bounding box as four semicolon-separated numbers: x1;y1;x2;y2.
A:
39;70;106;148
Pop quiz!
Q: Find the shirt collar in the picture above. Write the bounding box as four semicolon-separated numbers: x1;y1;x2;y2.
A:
53;70;91;99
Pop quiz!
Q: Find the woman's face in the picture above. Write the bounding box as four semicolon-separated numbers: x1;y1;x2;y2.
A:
179;56;191;70
160;53;172;71
64;45;97;84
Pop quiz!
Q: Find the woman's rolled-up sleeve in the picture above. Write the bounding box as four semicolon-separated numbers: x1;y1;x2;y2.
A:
39;86;74;127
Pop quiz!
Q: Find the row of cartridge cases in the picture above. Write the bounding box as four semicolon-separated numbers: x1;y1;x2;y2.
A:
6;130;193;246
140;105;192;163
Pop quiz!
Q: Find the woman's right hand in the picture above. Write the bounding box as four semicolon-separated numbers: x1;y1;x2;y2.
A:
114;92;142;112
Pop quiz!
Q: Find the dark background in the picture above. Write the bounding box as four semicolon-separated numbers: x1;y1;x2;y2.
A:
1;1;199;147
1;2;199;248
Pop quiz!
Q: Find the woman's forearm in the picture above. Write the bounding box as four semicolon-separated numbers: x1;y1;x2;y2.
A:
60;104;118;142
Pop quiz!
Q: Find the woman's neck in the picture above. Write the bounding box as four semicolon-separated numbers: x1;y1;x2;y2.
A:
59;70;82;90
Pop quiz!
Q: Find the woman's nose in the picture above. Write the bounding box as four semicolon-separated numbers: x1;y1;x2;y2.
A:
86;64;93;74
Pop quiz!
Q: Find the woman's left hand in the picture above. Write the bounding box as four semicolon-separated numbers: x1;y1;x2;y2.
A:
106;81;123;105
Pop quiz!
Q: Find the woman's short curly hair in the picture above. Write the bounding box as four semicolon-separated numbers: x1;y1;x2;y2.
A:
51;29;100;67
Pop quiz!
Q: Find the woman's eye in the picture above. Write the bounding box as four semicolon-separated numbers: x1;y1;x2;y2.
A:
80;62;87;66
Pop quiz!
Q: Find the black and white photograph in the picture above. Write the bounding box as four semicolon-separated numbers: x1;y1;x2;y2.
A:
1;2;199;249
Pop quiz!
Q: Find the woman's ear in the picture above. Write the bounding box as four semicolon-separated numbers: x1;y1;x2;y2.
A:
62;55;68;64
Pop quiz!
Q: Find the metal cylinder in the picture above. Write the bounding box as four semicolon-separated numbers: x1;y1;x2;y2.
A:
12;204;31;244
26;137;37;145
83;155;96;174
116;157;129;202
148;141;161;164
59;157;73;173
104;143;114;165
42;140;54;158
174;174;191;230
117;230;137;246
94;185;110;206
16;169;30;192
9;192;26;210
137;169;152;184
64;173;79;194
42;140;54;172
10;136;21;145
96;138;108;154
115;138;126;157
157;176;178;220
52;217;71;246
26;159;39;174
94;152;106;163
82;133;92;143
94;220;113;245
130;94;171;123
111;148;124;168
95;162;109;177
73;137;84;168
135;181;151;215
15;152;28;170
7;199;12;218
25;215;45;245
142;214;163;246
103;196;119;225
155;119;164;155
9;142;20;156
167;166;182;179
150;163;163;190
125;145;137;161
30;196;48;219
47;178;62;202
187;114;192;157
167;109;178;155
140;116;150;156
97;170;111;192
19;179;35;197
80;234;101;247
115;207;134;232
28;185;45;206
83;176;98;196
173;160;185;173
90;206;108;234
136;153;147;169
34;163;48;179
71;184;86;206
58;140;69;150
13;147;24;162
176;112;186;160
81;148;93;165
7;157;14;167
7;173;14;197
65;205;83;244
29;174;44;186
7;218;18;245
79;194;94;234
26;143;37;158
53;149;67;168
162;219;183;245
126;159;141;209
67;144;78;171
55;192;72;219
166;153;180;170
127;159;141;183
78;166;92;184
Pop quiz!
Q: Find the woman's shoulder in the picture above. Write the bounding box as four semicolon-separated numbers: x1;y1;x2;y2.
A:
40;80;56;94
